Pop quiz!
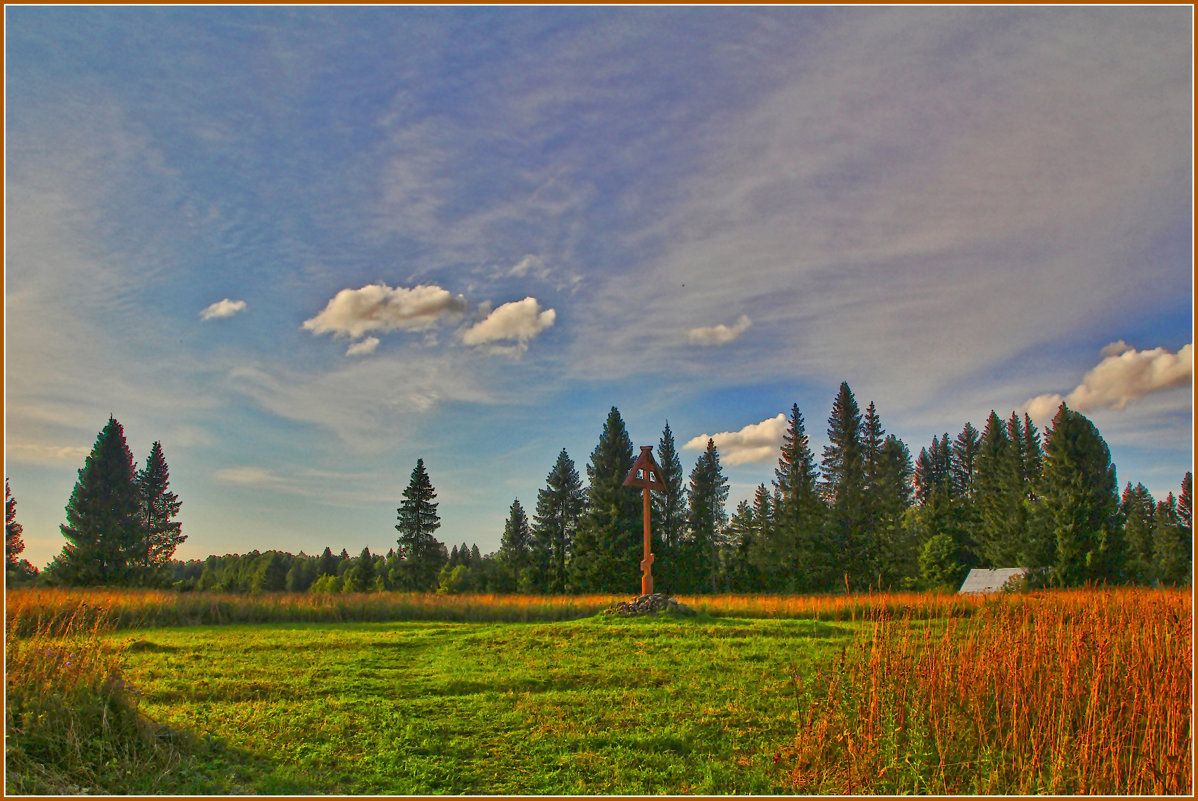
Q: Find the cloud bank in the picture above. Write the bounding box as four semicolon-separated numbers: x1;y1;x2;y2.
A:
200;298;247;320
345;337;380;357
684;413;787;466
688;314;752;346
1024;342;1193;423
302;283;467;339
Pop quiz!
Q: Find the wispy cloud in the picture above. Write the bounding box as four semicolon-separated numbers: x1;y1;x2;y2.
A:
684;413;787;466
345;336;380;357
200;298;247;320
1023;342;1193;424
688;314;751;346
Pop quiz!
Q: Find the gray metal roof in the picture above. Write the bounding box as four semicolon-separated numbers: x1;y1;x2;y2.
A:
959;567;1029;594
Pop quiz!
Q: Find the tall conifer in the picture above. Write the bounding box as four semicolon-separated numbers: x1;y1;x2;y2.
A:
54;417;142;585
395;458;445;591
534;449;584;593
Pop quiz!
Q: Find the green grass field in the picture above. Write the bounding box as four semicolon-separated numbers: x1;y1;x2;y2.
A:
7;588;1190;795
114;614;849;794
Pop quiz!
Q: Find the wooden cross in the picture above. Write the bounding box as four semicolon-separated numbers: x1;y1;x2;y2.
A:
623;445;664;596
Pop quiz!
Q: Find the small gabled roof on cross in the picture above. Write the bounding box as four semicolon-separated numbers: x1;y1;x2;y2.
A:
623;445;664;490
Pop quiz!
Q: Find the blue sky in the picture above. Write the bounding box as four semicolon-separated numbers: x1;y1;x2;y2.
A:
5;6;1193;570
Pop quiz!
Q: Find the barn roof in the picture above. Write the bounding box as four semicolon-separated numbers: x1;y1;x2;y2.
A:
959;567;1029;594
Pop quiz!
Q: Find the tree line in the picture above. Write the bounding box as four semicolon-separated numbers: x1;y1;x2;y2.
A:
8;385;1192;594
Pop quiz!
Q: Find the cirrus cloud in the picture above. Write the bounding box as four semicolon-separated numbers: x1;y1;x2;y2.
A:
683;412;787;466
1023;341;1192;423
301;283;467;340
200;298;247;320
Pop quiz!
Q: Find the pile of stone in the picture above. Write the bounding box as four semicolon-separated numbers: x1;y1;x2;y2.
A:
604;593;696;617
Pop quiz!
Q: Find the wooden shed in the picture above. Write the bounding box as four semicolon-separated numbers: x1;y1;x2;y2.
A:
958;567;1029;594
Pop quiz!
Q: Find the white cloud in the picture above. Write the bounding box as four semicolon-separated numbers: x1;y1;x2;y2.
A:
213;466;288;488
683;413;787;466
301;283;467;339
345;337;380;357
688;315;752;346
1023;342;1193;424
461;297;556;349
4;442;93;465
200;298;247;321
508;254;545;278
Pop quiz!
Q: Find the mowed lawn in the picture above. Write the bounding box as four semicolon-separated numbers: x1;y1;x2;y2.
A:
116;615;851;794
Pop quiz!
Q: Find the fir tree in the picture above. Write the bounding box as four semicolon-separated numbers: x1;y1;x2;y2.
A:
767;404;823;593
252;551;289;593
316;546;339;577
1121;482;1157;585
53;417;142;585
872;435;916;589
974;412;1029;567
683;439;729;594
568;408;638;594
1036;404;1121;586
951;423;981;499
6;479;25;571
1152;493;1188;586
533;449;584;593
651;422;687;593
395;459;445;591
498;498;532;588
6;480;36;584
821;382;867;591
135;441;185;582
343;546;377;593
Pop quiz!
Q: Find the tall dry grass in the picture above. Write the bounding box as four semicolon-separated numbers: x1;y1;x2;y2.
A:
780;587;1192;794
5;588;629;634
5;602;187;794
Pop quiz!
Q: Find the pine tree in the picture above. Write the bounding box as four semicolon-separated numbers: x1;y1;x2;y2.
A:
568;408;638;594
134;441;185;583
252;551;290;593
54;417;142;585
683;439;730;594
1036;404;1121;586
725;498;758;592
768;403;823;593
821;382;867;591
1121;483;1157;585
651;422;687;594
1179;472;1193;560
395;458;445;591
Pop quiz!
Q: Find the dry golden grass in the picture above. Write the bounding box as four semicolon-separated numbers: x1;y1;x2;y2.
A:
779;587;1192;794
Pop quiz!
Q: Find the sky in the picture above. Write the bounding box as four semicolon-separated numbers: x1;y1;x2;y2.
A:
5;6;1193;571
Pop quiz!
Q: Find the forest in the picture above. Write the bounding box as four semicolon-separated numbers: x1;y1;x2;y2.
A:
7;381;1192;596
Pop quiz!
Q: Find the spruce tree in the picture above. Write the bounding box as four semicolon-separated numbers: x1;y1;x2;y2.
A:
6;480;36;584
533;449;584;593
821;382;867;591
54;416;142;585
974;412;1027;567
499;498;532;590
395;458;445;591
683;439;730;594
1121;483;1157;585
651;422;687;593
767;403;823;593
316;546;339;577
135;441;185;582
872;435;916;589
951;423;981;499
1152;493;1188;586
6;479;25;571
568;408;638;593
1036;404;1121;586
